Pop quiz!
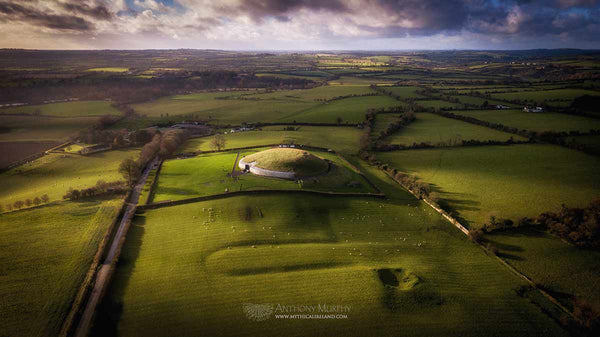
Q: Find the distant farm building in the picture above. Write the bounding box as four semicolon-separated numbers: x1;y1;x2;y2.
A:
523;106;544;113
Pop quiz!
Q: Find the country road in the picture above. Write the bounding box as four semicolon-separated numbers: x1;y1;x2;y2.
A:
73;157;159;337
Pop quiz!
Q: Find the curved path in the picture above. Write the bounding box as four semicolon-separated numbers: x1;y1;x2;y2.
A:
74;157;159;337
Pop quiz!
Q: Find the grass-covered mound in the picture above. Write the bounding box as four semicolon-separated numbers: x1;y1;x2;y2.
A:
241;148;329;177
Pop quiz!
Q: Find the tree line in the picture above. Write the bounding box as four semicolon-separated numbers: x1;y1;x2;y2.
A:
1;194;49;213
119;129;190;186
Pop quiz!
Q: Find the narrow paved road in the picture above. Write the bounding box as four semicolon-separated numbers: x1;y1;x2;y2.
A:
74;157;159;337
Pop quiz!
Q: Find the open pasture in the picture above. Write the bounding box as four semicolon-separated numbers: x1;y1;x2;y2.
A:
485;227;600;309
489;89;599;104
179;126;362;154
86;67;129;72
377;144;600;227
0;115;99;141
383;113;525;146
0;148;139;207
0;101;120;117
152;148;376;202
383;86;424;99
93;189;565;337
452;109;600;133
417;100;464;110
277;95;400;124
0;198;123;337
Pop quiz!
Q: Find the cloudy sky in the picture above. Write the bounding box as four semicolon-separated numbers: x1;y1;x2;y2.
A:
0;0;599;50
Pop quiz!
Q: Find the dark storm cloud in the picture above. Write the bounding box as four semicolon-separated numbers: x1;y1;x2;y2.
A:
232;0;348;19
0;1;93;30
59;1;112;20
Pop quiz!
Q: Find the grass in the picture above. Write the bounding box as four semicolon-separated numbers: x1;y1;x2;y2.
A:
0;101;121;117
132;93;316;124
452;109;600;133
277;95;400;124
87;67;129;72
377;144;600;228
384;86;424;99
0;198;123;337
0;115;99;141
417;100;465;109
383;113;526;146
152;149;375;202
0;148;139;207
94;167;566;337
485;227;600;308
178;126;362;155
490;89;599;103
241;148;329;177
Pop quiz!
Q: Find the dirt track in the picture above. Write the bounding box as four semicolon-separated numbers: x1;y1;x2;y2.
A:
74;157;159;337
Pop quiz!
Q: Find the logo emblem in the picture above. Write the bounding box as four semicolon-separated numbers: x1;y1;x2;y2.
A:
243;303;274;321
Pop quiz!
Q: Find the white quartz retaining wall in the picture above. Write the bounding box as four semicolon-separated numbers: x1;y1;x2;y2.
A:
238;158;296;180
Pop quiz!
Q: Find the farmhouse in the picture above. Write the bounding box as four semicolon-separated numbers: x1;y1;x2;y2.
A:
523;106;544;113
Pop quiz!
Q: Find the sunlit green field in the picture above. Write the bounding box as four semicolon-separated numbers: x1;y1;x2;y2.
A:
277;96;400;124
383;113;525;146
0;115;99;141
87;67;129;72
0;199;123;337
131;85;378;124
0;148;139;207
377;144;600;227
0;101;120;117
179;126;362;154
452;109;600;133
152;149;375;202
94;170;565;337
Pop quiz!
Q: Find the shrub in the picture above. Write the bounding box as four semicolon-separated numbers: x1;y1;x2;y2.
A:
41;194;49;203
33;197;41;206
468;229;484;243
13;200;24;209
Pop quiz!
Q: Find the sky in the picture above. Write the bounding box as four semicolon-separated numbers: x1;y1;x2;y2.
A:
0;0;599;50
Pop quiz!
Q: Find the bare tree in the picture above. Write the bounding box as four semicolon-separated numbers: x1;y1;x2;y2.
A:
210;134;226;151
119;158;141;186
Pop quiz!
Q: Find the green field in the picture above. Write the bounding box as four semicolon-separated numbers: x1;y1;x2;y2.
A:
0;198;122;337
0;115;99;141
278;95;400;124
377;144;600;227
0;101;120;117
152;149;375;202
94;166;565;337
131;85;378;124
486;228;600;308
452;109;600;133
384;86;424;99
0;148;139;207
383;113;525;146
418;100;465;110
490;89;599;103
87;67;129;72
179;126;362;154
